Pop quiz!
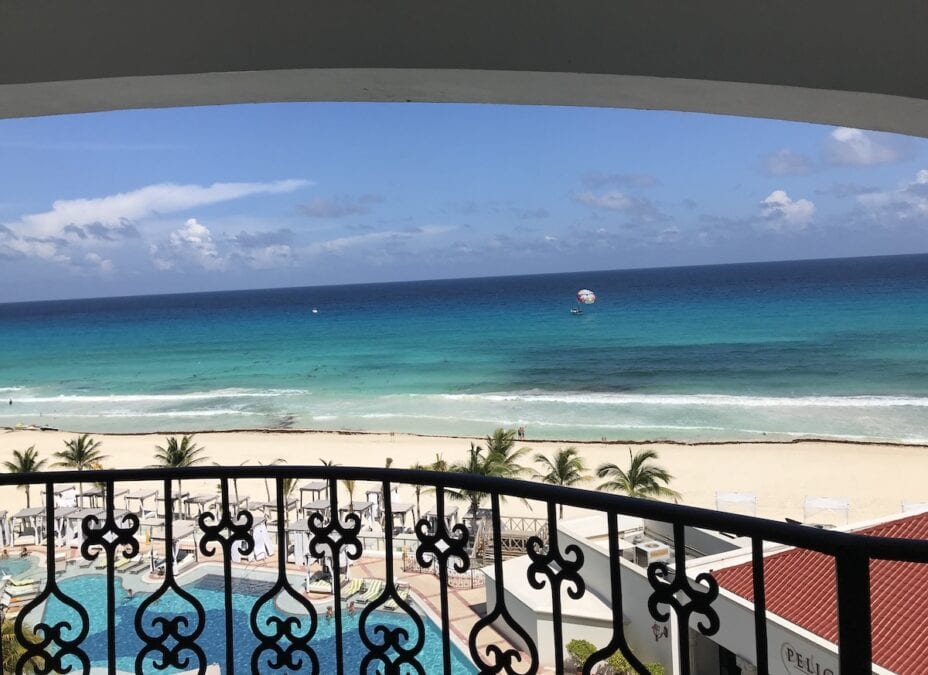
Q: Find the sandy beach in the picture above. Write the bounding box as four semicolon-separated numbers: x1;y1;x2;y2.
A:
1;428;924;526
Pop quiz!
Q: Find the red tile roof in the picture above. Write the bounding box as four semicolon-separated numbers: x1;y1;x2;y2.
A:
712;512;928;675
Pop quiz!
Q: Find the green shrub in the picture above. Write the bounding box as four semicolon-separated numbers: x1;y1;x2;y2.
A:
606;651;632;672
646;664;666;675
566;639;598;667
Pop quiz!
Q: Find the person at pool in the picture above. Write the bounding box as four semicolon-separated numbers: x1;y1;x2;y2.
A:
347;601;356;616
20;546;28;558
325;606;333;622
1;548;7;559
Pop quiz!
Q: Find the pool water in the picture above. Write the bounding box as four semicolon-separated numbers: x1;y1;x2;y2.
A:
42;573;476;674
0;556;35;579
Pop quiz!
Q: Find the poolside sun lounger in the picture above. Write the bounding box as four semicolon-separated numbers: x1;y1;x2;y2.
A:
120;559;148;574
356;579;383;604
7;577;35;587
114;555;138;570
5;583;37;598
342;578;363;599
384;588;409;611
307;579;333;594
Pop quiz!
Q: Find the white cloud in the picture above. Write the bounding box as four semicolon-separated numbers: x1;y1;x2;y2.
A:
0;179;310;265
72;252;115;276
760;190;816;231
150;218;226;271
825;127;905;167
856;169;928;222
574;190;633;210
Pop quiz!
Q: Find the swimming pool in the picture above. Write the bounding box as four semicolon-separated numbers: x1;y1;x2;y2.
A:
0;556;36;579
41;573;476;674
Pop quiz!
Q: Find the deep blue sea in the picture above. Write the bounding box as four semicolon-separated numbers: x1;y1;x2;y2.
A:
2;254;928;442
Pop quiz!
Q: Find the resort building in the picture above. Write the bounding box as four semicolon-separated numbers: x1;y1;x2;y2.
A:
487;510;928;673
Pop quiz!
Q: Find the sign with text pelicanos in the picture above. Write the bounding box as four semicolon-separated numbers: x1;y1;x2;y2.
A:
781;642;836;675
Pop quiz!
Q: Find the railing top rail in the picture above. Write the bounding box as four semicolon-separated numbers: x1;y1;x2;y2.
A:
2;464;926;562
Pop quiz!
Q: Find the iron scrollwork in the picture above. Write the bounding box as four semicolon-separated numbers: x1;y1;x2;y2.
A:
12;485;91;674
468;494;539;675
647;523;720;648
135;481;207;674
250;478;320;673
358;481;426;675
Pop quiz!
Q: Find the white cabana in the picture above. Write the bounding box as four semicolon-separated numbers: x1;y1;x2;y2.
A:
365;485;400;524
715;491;757;516
150;519;199;572
337;502;375;531
124;488;159;517
231;514;274;563
804;496;849;524
0;511;10;547
40;485;77;508
184;494;219;518
300;499;331;522
389;503;416;535
287;520;313;565
156;492;190;519
64;508;105;548
11;507;46;545
251;498;299;525
52;506;78;543
298;481;328;509
425;505;459;531
78;486;128;510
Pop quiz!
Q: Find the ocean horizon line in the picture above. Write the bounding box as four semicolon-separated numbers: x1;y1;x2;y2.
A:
5;424;928;450
3;250;927;307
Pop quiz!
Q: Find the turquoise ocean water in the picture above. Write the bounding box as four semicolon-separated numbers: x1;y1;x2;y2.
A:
2;254;928;442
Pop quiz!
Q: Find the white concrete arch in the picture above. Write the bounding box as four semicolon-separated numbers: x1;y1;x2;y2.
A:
1;0;927;136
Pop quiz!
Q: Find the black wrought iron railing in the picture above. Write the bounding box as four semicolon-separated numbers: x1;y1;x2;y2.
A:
0;465;926;675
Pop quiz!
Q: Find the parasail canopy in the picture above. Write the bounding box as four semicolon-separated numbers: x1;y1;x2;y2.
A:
576;289;596;305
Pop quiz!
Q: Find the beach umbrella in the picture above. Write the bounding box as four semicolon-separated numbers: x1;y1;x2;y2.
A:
576;289;596;305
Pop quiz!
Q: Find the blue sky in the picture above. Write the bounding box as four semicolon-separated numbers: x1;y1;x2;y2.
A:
1;102;926;302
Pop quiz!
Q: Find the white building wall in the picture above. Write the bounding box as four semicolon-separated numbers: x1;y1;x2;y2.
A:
559;525;674;668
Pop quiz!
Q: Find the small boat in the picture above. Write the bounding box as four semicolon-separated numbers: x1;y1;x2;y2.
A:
311;308;319;314
570;307;583;315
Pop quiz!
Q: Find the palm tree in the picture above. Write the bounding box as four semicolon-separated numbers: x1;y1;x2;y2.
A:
483;428;530;478
213;459;247;511
448;443;493;520
342;479;357;514
319;458;338;500
2;446;46;508
430;453;448;472
2;619;39;673
409;460;430;522
153;435;208;500
596;448;681;500
52;434;107;503
258;458;287;502
532;447;588;517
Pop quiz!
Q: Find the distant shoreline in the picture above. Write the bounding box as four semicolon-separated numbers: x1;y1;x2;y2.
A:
3;428;928;524
5;424;928;450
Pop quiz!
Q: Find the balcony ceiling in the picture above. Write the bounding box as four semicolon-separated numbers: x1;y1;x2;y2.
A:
1;0;927;137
